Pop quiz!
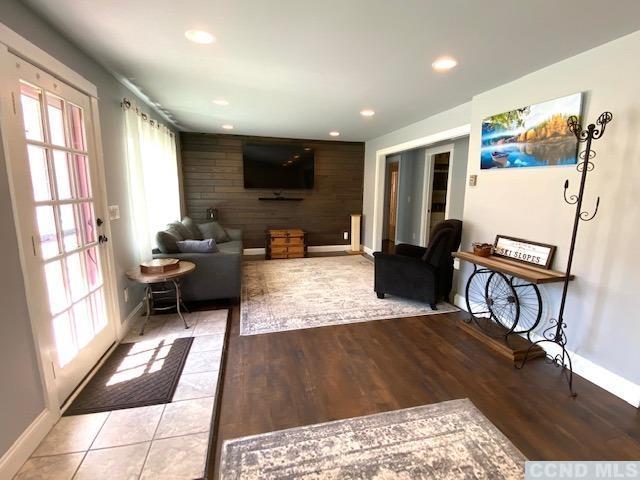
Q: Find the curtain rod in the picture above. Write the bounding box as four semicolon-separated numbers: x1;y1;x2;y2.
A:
121;97;174;137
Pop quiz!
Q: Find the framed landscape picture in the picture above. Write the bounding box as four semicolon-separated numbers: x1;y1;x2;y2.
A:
481;93;583;170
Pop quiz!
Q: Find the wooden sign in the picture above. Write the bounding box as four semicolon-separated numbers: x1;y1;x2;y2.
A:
493;235;556;269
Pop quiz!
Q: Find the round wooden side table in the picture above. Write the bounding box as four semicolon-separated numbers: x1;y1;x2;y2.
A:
125;261;196;336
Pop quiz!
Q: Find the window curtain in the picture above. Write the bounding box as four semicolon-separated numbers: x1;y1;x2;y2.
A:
123;99;180;261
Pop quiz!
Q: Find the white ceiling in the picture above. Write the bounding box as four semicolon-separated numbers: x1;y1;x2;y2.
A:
22;0;640;141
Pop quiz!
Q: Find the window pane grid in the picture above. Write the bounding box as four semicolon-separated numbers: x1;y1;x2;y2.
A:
25;139;89;155
40;241;100;264
48;285;104;317
21;79;102;370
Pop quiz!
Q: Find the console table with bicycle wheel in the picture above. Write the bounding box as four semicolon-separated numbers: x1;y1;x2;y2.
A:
453;251;574;364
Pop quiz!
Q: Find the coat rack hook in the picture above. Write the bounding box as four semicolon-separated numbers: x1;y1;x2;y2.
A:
563;180;578;205
580;197;600;221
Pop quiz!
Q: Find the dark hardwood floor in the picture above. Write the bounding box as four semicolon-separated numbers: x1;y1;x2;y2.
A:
209;307;640;478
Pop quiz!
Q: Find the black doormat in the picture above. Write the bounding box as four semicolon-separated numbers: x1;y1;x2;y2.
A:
64;336;193;416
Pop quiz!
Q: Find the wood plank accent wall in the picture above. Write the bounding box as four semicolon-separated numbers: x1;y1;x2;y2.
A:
180;133;364;248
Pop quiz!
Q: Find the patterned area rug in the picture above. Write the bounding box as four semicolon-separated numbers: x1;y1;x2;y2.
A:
240;255;458;336
220;398;526;479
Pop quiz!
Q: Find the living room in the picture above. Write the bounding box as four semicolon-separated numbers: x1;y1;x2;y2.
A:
1;1;639;479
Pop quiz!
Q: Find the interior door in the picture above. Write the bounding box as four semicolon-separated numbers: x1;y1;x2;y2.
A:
387;162;399;241
2;53;115;406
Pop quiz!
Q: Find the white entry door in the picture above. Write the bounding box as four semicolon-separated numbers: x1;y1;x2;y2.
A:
2;53;116;406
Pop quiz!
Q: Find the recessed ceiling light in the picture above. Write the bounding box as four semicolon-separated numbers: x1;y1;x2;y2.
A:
432;56;457;71
185;29;216;44
329;131;340;137
360;109;375;117
213;99;229;106
222;124;234;130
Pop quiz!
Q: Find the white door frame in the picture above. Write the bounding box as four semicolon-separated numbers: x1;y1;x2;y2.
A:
419;143;455;246
0;25;120;416
371;124;470;252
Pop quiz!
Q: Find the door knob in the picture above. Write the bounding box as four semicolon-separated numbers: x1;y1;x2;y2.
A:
98;234;108;244
96;218;104;227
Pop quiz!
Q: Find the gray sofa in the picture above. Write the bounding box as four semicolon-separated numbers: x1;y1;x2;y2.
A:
153;227;243;302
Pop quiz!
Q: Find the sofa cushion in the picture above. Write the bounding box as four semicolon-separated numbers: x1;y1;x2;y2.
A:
177;238;218;253
217;240;243;255
156;230;181;253
168;221;192;240
181;216;203;240
198;221;231;243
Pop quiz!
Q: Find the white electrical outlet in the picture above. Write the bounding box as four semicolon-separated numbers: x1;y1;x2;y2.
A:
109;205;120;220
123;287;129;303
343;231;349;240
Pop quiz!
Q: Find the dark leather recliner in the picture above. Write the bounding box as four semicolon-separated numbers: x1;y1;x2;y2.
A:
373;219;462;309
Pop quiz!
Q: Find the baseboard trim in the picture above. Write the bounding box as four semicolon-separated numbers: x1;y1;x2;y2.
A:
244;245;352;255
453;293;640;407
243;247;265;255
117;300;144;342
307;244;349;253
0;408;56;479
363;245;374;255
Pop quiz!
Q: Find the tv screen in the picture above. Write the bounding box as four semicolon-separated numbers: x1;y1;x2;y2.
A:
243;143;315;189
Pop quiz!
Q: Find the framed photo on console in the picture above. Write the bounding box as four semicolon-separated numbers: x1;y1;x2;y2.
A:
493;235;556;269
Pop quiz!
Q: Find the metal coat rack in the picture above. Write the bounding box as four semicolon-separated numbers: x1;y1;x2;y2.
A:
517;111;613;397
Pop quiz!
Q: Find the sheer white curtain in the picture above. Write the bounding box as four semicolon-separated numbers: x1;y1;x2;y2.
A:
124;100;180;261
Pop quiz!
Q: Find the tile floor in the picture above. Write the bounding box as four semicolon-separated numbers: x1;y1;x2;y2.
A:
14;309;228;480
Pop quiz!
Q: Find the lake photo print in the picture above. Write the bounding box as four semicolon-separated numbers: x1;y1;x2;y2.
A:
481;93;583;170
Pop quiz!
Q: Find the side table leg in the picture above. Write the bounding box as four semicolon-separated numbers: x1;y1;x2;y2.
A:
140;285;152;336
174;279;190;329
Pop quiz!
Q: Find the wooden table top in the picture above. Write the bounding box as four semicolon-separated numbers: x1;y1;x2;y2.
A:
126;261;196;284
453;251;573;284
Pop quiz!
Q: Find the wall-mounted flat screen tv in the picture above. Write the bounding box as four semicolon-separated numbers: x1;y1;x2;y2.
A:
243;143;315;189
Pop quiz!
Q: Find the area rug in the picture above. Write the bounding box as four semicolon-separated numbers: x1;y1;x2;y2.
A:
240;255;458;336
64;336;193;416
220;398;526;479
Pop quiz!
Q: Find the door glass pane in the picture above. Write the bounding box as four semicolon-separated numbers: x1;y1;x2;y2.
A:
36;206;60;259
67;104;86;151
59;204;79;251
20;83;44;142
74;154;91;198
53;311;77;367
79;202;96;244
27;145;52;201
84;247;101;290
73;298;93;349
52;150;73;200
90;290;108;332
46;94;67;147
45;260;69;314
66;252;87;301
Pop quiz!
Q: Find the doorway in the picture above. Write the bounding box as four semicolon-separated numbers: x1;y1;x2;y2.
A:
420;149;453;245
1;53;116;406
383;160;399;253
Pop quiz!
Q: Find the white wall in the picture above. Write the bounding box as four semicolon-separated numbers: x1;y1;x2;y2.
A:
395;149;425;245
460;30;640;387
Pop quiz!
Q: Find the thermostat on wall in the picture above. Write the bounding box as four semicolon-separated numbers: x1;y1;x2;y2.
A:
109;205;120;221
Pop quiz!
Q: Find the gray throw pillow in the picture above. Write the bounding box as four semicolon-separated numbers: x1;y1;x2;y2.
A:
156;230;181;254
182;216;203;240
168;221;192;240
176;239;218;253
198;221;231;243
